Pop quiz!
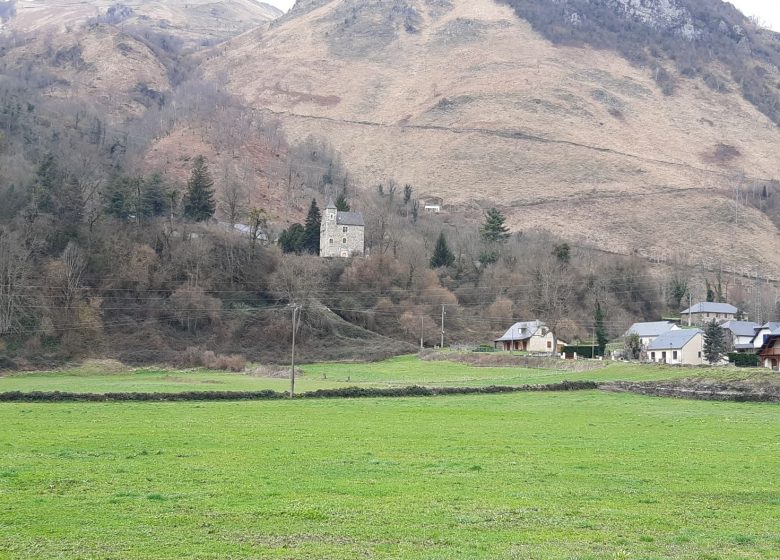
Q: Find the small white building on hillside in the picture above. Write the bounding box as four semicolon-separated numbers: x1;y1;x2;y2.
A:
646;329;705;365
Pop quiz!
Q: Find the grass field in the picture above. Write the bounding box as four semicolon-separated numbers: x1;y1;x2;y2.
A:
1;391;779;559
0;355;708;394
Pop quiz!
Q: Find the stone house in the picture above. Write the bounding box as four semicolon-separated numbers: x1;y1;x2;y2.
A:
646;329;705;365
623;321;680;348
320;200;365;258
494;320;566;353
680;302;738;326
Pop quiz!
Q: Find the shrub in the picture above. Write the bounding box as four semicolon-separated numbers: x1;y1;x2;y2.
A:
178;347;246;372
727;353;759;368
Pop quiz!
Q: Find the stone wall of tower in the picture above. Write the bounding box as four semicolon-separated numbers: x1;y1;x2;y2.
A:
320;208;364;257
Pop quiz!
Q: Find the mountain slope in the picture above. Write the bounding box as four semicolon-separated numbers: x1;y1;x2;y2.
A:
205;0;780;277
3;0;282;48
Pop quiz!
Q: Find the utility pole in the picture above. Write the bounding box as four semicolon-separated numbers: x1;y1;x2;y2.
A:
420;315;424;350
688;292;693;327
290;304;300;398
592;325;596;359
440;304;446;349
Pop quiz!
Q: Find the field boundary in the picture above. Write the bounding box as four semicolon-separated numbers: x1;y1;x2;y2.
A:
0;382;598;403
600;381;780;403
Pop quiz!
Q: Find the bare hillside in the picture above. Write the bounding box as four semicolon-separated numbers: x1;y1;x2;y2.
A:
3;0;282;48
204;0;780;277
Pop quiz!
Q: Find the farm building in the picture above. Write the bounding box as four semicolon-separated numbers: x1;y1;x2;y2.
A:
680;302;738;326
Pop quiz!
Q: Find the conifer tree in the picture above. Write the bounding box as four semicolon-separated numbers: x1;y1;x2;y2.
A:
703;320;726;364
303;198;322;254
335;192;350;212
279;223;306;254
480;208;510;243
430;232;455;268
183;155;215;222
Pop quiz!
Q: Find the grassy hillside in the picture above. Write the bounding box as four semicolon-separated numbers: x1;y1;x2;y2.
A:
1;392;778;558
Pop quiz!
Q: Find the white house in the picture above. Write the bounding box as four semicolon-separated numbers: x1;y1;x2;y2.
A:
494;320;566;353
720;320;760;352
624;321;680;348
749;322;780;351
680;302;738;326
646;329;705;365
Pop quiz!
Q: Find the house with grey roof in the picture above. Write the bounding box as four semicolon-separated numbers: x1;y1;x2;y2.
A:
646;329;705;365
749;322;780;352
623;321;680;348
680;302;739;326
720;320;760;352
494;320;566;353
320;200;365;258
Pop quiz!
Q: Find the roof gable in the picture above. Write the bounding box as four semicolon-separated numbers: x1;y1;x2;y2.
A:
625;321;676;338
647;329;702;350
495;320;545;342
336;211;365;227
721;321;759;337
681;302;738;314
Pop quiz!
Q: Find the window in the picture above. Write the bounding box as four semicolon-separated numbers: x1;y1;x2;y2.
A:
342;238;347;244
342;226;348;233
661;351;667;362
329;238;333;244
547;341;552;349
673;351;678;360
651;352;655;361
698;351;702;358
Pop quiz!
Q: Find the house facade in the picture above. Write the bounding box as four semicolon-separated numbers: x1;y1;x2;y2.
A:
320;201;365;258
750;322;780;351
759;334;780;371
720;320;760;352
624;321;680;348
646;329;705;365
680;302;738;326
494;320;566;353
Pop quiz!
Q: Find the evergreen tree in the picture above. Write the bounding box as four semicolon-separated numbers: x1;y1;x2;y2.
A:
183;155;215;221
595;302;608;356
480;208;510;243
143;173;167;217
279;223;306;254
624;333;642;360
703;320;726;364
403;184;413;205
430;232;455;268
705;280;716;303
553;243;571;264
303;199;322;254
335;192;350;212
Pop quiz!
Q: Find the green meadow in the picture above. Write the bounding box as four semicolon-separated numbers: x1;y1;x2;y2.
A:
0;355;703;394
0;356;778;558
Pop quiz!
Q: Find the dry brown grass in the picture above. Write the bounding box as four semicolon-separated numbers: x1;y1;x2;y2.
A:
204;0;780;278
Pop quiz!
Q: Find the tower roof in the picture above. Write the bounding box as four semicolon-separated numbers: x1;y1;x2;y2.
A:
325;198;336;209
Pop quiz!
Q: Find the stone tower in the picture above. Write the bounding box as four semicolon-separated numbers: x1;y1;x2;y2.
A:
320;199;365;258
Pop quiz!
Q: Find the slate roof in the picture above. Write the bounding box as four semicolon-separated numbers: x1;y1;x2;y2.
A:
759;322;780;332
721;321;759;337
647;329;702;351
495;320;544;342
680;302;738;314
624;321;676;338
336;211;365;227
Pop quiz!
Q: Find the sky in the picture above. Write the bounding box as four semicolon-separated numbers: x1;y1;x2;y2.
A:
729;0;780;30
264;0;780;30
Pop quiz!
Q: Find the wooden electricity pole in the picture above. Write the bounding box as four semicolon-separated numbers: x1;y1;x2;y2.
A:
290;305;300;398
440;305;446;349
